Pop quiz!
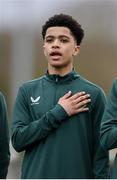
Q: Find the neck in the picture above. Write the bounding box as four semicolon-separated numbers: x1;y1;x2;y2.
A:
48;65;73;76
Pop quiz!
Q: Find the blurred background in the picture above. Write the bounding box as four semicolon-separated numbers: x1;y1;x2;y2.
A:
0;0;117;178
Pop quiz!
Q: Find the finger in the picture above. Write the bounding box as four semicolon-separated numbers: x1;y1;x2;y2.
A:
73;94;90;104
62;91;72;99
70;91;86;100
75;99;91;108
76;107;89;113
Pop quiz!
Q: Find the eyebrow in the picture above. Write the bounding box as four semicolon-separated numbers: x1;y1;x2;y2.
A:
45;35;70;39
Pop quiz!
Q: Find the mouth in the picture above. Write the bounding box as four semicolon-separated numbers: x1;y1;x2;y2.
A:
50;52;62;60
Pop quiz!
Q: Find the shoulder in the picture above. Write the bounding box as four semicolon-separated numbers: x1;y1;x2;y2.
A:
19;76;45;92
111;77;117;89
78;76;105;95
0;91;5;103
0;92;7;111
108;77;117;97
0;91;4;98
15;76;45;100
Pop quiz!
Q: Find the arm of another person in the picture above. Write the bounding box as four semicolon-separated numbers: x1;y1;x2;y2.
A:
91;89;109;179
0;92;10;178
11;86;90;153
101;79;117;150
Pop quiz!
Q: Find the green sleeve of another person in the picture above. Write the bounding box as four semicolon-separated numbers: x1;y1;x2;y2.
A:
0;92;10;178
101;78;117;150
91;89;109;178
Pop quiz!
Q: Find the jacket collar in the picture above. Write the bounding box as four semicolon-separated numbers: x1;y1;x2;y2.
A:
45;70;80;83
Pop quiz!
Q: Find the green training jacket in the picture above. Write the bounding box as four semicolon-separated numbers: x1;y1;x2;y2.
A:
100;78;117;178
11;70;109;179
0;92;10;178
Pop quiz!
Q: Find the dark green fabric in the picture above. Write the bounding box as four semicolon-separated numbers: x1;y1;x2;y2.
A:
101;78;117;178
11;70;109;179
0;92;10;178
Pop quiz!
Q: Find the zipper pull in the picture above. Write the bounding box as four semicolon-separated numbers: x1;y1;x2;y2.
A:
56;77;58;82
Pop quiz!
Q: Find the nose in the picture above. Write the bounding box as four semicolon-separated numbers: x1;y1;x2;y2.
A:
52;39;60;48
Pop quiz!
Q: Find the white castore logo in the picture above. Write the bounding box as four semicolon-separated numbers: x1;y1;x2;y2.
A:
30;96;40;105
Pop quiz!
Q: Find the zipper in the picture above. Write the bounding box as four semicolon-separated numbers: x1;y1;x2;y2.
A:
55;77;58;82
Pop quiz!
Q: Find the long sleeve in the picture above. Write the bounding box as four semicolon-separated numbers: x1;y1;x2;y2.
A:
100;79;117;150
91;89;109;178
0;92;10;178
11;86;68;152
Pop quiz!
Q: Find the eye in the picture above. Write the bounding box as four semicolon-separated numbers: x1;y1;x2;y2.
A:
60;38;69;43
45;38;53;43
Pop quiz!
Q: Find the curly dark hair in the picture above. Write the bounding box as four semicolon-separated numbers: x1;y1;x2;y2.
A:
42;14;84;45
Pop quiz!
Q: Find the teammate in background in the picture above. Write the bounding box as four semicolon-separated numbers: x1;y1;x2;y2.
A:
0;92;10;178
101;78;117;178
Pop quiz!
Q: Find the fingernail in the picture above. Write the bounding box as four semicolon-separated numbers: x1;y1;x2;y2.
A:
68;91;72;93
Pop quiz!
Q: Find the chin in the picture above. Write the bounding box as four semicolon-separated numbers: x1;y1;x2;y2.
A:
50;62;64;67
51;64;66;69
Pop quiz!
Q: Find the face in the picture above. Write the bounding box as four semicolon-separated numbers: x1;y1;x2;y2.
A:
43;26;80;70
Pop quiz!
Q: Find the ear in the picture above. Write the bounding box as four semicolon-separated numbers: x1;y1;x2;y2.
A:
73;45;80;56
